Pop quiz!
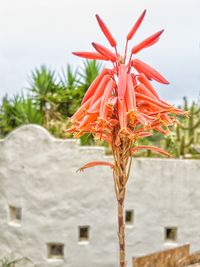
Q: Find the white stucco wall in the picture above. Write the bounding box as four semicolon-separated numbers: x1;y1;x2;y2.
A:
0;125;200;267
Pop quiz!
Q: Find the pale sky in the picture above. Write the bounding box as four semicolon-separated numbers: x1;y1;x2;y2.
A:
0;0;200;105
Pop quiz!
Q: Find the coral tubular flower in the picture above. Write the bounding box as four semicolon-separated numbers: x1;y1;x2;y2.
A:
131;29;164;54
72;51;109;61
81;68;110;104
95;14;117;47
132;59;169;84
77;161;114;172
68;10;186;267
89;74;111;106
127;9;147;41
118;98;127;130
92;42;117;62
70;98;91;123
126;74;136;110
118;64;128;100
135;83;158;100
72;52;109;60
131;145;172;157
137;73;160;99
99;80;115;118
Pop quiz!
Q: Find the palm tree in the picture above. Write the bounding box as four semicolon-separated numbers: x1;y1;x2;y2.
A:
59;64;81;117
0;61;103;139
0;94;43;137
29;66;66;125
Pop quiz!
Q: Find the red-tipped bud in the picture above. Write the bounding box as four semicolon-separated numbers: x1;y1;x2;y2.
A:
72;51;109;61
92;42;117;62
96;14;117;47
131;29;164;54
127;10;146;41
132;59;169;84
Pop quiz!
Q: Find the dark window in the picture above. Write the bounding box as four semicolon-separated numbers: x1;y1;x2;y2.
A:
125;210;134;225
9;206;22;223
79;226;89;242
165;227;177;242
47;243;64;259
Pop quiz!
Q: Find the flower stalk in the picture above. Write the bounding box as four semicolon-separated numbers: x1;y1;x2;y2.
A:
67;9;186;267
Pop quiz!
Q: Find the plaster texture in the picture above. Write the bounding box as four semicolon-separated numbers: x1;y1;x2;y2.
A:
0;125;200;267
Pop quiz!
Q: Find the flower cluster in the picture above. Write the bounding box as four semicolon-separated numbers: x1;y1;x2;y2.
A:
67;11;187;267
67;10;186;149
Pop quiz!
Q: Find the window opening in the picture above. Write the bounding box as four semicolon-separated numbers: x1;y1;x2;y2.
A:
125;210;134;226
9;206;22;224
79;226;89;243
47;243;64;259
165;227;177;242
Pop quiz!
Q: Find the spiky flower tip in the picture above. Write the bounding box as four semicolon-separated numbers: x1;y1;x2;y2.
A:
68;10;186;149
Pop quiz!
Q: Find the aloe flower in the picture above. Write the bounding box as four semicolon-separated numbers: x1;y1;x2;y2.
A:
67;10;186;267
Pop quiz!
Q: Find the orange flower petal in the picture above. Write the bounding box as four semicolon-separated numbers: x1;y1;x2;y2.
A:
78;114;98;129
92;42;117;62
88;97;102;114
100;80;115;118
96;14;117;47
137;73;160;99
71;97;92;122
89;74;111;107
118;64;127;100
131;145;172;157
77;161;114;172
106;96;118;110
136;92;171;109
135;83;157;100
126;74;136;110
118;98;127;129
82;69;110;105
131;63;152;80
131;74;138;87
72;51;109;61
153;125;169;135
131;29;164;54
127;9;146;41
132;59;169;84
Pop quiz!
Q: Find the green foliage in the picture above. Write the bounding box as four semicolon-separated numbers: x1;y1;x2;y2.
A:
80;134;95;146
1;61;200;158
30;66;58;110
58;65;82;117
30;66;67;121
163;97;200;158
0;94;43;136
0;60;102;139
0;253;32;267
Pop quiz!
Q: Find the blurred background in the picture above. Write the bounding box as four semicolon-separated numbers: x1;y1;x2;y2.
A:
0;0;199;102
1;2;200;266
0;0;200;158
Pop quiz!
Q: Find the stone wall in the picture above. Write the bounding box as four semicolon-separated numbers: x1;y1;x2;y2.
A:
0;125;200;267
